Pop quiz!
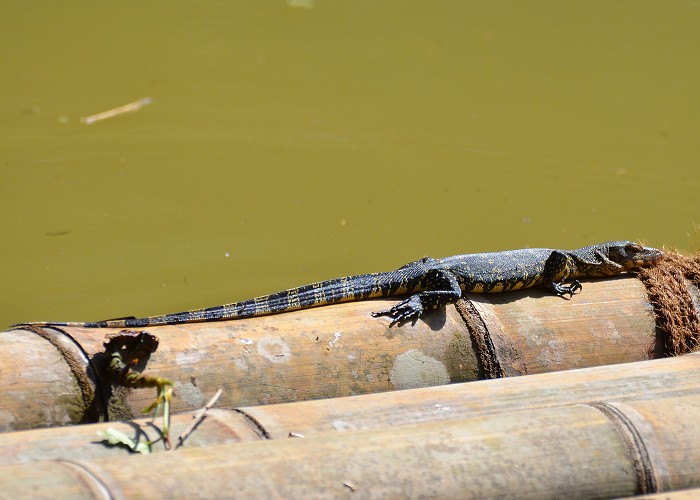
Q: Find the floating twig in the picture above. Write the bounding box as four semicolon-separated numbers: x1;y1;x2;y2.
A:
81;97;152;125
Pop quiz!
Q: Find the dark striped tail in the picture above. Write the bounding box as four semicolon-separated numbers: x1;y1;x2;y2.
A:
18;268;421;328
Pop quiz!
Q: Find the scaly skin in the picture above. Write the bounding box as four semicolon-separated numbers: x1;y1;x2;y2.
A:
18;241;663;327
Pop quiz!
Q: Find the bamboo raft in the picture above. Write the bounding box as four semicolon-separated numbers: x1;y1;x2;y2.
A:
1;252;699;498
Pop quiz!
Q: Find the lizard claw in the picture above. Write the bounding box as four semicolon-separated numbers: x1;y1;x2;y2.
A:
372;296;423;325
552;279;582;299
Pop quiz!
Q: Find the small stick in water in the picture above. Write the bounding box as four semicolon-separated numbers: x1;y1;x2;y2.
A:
81;97;152;125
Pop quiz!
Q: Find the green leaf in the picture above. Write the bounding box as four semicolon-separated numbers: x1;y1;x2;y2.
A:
98;427;152;454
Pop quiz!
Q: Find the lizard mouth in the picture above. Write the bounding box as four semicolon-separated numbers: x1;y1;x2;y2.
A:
626;248;665;269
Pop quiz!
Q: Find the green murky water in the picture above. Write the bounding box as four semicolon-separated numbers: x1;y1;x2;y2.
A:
2;1;699;328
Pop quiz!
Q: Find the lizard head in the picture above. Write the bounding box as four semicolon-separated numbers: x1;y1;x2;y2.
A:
607;241;664;269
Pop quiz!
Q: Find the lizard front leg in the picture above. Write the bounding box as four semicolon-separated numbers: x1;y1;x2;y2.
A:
542;250;582;298
372;268;462;324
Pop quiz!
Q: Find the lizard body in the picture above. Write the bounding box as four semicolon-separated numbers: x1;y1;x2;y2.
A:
20;241;662;328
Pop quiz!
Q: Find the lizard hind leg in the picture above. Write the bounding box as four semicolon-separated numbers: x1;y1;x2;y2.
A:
371;268;462;325
371;294;425;324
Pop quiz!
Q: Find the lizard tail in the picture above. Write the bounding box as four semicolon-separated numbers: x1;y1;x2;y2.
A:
16;269;417;328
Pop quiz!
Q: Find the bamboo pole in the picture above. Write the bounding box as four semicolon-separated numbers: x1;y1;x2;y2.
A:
630;488;700;499
465;277;662;375
0;276;664;431
0;329;89;431
1;392;699;498
1;298;475;432
1;352;698;466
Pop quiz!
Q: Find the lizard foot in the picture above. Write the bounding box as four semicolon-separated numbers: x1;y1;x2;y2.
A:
552;279;582;299
371;296;424;325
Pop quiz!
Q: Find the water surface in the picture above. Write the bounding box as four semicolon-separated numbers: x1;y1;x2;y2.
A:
1;1;698;327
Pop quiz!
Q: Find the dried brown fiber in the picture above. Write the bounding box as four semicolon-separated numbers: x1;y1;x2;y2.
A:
637;252;700;356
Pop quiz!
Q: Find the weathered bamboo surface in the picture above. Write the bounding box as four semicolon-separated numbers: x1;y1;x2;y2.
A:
1;391;699;498
1;276;662;431
623;488;700;499
2;352;698;466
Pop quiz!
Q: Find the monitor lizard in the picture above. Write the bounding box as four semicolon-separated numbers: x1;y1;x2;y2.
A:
19;241;663;328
